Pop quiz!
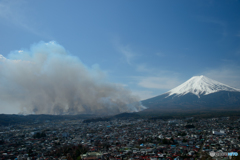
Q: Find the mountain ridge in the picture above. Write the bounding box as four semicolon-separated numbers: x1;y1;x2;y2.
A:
141;75;240;111
166;75;240;98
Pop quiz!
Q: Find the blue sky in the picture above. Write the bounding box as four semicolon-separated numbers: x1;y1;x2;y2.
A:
1;0;240;100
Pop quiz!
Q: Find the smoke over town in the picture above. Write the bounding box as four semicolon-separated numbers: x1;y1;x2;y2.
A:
0;41;145;115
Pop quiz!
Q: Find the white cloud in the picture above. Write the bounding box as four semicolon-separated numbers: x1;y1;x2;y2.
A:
136;64;154;73
0;1;30;30
131;90;155;101
197;16;228;38
113;38;140;65
118;45;135;65
134;63;182;90
113;40;182;96
0;0;51;38
202;66;240;89
137;76;181;90
130;73;182;100
0;54;6;61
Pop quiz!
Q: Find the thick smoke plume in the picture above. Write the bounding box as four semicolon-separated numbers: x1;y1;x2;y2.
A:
0;41;145;115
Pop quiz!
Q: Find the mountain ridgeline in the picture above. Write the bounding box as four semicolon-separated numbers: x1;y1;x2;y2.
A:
141;76;240;111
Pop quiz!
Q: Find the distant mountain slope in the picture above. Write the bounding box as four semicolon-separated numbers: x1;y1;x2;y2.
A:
141;76;240;110
167;75;239;98
0;114;97;126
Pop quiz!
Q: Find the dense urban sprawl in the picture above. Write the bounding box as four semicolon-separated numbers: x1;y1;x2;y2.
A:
0;116;240;160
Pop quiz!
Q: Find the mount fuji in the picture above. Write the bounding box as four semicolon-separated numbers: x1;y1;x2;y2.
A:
141;75;240;111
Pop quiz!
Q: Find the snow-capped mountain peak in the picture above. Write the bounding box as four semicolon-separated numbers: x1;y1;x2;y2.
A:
167;75;239;98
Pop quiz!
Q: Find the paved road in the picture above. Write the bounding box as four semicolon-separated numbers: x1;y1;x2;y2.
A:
198;131;207;158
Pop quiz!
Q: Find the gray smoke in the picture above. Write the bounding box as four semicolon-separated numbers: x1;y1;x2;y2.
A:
0;41;145;115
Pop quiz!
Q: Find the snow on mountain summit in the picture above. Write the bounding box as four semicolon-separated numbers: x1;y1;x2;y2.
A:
167;75;240;98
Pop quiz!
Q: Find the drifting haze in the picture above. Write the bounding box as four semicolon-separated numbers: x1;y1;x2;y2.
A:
0;41;145;115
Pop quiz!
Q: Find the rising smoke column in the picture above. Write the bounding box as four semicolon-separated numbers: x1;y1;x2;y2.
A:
0;41;145;115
